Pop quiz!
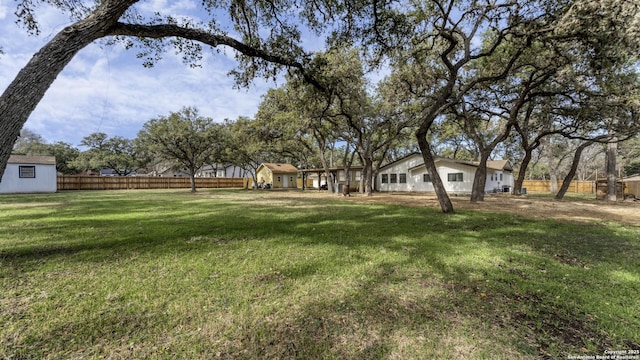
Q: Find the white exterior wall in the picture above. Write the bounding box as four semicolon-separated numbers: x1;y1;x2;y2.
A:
377;153;514;194
438;162;476;193
377;154;430;192
199;164;250;178
223;165;251;178
484;170;515;193
0;163;57;194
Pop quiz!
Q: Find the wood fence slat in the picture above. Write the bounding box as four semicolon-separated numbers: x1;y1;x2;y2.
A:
520;180;595;194
58;176;244;191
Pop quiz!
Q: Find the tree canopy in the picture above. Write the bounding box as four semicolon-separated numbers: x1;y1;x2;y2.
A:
71;132;141;176
137;107;223;192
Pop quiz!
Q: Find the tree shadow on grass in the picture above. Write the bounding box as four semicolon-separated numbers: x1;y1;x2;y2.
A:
1;194;639;358
203;208;639;358
214;243;638;359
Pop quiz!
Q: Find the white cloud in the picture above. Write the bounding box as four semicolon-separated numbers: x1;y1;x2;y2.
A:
21;43;272;146
1;4;275;148
137;0;199;20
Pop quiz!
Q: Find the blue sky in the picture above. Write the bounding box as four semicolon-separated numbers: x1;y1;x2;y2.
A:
0;1;291;148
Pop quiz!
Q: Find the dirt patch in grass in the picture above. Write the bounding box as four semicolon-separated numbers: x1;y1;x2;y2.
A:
332;192;640;226
231;189;640;225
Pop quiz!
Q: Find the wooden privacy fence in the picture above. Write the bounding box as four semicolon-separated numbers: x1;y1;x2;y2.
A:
627;181;640;196
520;180;595;194
58;176;245;191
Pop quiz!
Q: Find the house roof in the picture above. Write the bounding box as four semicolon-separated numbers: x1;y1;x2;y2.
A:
298;165;365;173
259;163;298;173
8;155;56;165
381;152;423;170
486;160;513;171
383;152;512;172
200;163;245;171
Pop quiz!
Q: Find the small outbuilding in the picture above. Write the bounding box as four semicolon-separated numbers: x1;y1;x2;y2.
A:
0;155;57;194
298;166;364;191
623;175;640;198
256;163;298;189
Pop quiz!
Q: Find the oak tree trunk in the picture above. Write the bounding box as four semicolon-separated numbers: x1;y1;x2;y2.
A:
189;173;197;192
544;139;559;194
318;152;334;193
416;132;454;214
556;141;594;200
470;152;490;203
606;140;618;201
514;148;534;195
362;158;373;196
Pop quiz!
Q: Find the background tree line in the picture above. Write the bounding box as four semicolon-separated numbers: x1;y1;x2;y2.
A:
3;0;639;211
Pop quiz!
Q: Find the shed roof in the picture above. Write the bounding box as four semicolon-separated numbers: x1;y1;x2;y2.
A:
624;174;640;182
260;163;298;173
8;155;56;165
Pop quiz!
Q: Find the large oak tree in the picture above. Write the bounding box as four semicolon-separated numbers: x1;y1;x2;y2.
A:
0;0;343;178
71;132;141;175
137;107;223;192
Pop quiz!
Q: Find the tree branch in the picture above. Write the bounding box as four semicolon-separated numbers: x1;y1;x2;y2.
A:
107;22;324;89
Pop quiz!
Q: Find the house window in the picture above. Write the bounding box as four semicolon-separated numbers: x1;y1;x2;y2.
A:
490;174;494;181
500;173;503;181
277;176;281;182
448;173;463;182
390;174;397;183
19;166;36;178
381;174;388;183
423;173;431;182
399;173;407;183
289;176;294;182
355;171;361;181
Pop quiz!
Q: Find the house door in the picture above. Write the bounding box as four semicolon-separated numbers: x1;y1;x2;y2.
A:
283;175;288;188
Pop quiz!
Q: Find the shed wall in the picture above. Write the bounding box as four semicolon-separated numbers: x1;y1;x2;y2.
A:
0;163;57;193
256;168;273;185
272;172;297;188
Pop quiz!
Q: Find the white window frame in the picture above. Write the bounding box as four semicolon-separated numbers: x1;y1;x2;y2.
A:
19;166;36;178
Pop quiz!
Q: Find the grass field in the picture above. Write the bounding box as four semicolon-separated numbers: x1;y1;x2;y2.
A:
1;189;638;359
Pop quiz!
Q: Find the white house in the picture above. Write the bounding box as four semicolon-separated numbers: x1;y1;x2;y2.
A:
197;163;253;179
139;161;191;177
0;155;57;194
376;153;514;194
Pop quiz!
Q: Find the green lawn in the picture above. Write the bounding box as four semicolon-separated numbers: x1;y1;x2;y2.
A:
1;189;638;359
